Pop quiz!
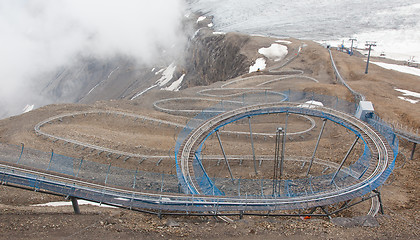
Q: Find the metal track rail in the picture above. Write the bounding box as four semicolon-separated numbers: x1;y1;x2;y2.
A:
177;102;393;211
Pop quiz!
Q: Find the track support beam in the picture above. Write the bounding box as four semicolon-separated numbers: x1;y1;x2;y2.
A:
273;127;286;195
215;130;234;181
248;116;258;175
279;113;289;175
331;136;360;184
306;119;327;176
70;197;80;214
373;189;384;214
410;143;417;160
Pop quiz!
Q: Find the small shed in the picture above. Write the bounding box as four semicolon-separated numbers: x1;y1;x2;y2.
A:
355;101;374;121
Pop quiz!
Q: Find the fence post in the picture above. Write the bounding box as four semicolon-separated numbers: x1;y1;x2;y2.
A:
76;158;83;178
238;178;241;196
334;96;338;110
105;163;111;185
248;116;258;175
132;168;138;189
17;143;24;164
47;149;54;171
160;172;164;192
265;90;268;103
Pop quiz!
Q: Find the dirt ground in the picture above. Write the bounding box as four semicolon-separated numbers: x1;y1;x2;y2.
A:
0;36;419;239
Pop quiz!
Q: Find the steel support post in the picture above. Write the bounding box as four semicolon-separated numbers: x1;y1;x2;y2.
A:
306;119;327;176
70;197;80;214
248;116;258;175
365;46;372;74
410;143;417;160
331;136;360;184
279;113;289;177
320;206;332;220
273;128;282;195
215;130;234;181
373;190;384;214
365;42;376;74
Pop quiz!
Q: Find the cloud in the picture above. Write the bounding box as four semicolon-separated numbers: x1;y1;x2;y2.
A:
0;0;187;117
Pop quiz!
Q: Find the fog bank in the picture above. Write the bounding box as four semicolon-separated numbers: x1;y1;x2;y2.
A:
0;0;187;118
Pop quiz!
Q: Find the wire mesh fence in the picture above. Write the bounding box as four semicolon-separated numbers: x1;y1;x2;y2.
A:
0;91;399;213
175;91;359;196
0;144;182;194
174;91;398;203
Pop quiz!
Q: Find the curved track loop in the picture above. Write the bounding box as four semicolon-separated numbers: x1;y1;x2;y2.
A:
34;110;183;159
177;102;394;211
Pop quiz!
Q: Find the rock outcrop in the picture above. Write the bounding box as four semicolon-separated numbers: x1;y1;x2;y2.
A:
182;29;251;88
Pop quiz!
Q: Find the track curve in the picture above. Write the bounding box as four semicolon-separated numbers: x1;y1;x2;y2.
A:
176;102;394;211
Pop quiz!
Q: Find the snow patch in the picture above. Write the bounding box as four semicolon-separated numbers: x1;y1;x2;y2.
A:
151;67;156;72
298;100;324;108
131;84;158;100
87;82;102;96
249;58;266;73
371;62;420;77
22;104;34;113
398;96;419;104
33;200;116;208
275;40;292;45
155;63;176;87
395;89;419;104
250;34;268;38
197;16;206;22
208;22;214;28
213;32;226;35
258;44;288;61
192;28;202;39
155;68;164;75
86;66;119;97
395;89;420;99
162;74;185;91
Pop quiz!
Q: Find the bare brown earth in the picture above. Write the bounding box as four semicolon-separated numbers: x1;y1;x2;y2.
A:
0;36;419;239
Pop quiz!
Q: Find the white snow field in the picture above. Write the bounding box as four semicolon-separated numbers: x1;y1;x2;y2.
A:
371;62;420;78
249;58;266;73
258;44;288;62
190;0;420;62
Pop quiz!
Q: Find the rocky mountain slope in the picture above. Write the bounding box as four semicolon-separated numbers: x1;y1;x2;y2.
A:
33;15;254;109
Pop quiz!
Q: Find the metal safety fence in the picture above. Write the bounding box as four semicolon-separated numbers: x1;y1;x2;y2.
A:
0;144;181;194
175;91;398;205
175;91;361;196
0;90;399;213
